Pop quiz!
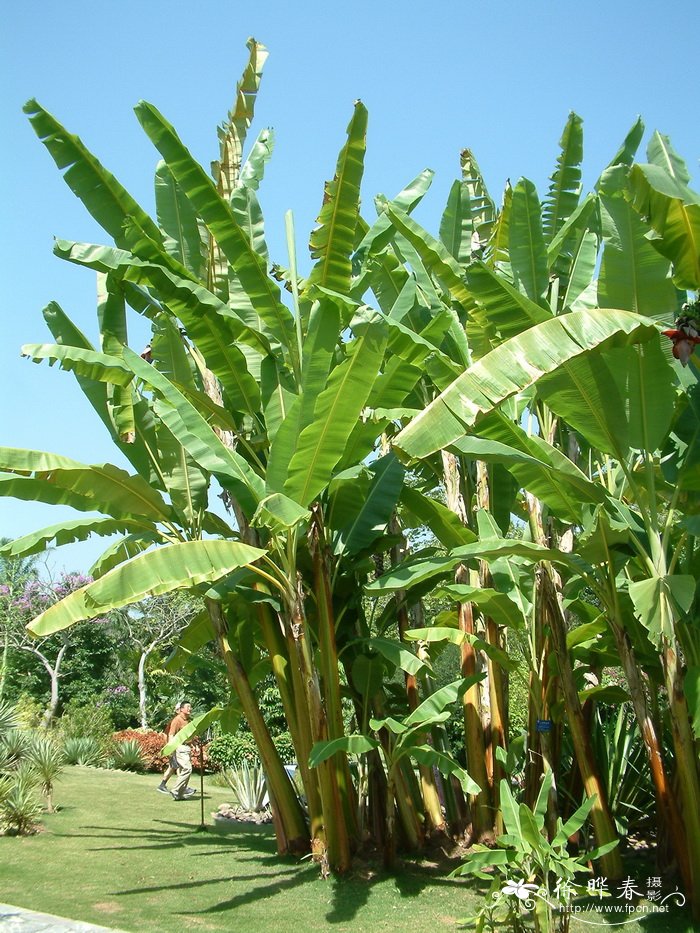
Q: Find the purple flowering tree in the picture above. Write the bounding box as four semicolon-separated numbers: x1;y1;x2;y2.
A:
0;571;105;726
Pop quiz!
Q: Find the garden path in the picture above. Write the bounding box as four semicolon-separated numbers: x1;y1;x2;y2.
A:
0;904;125;932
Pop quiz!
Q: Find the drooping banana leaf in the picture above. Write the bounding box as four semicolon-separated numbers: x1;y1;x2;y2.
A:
0;449;174;523
123;348;264;518
305;101;368;296
367;539;591;597
598;169;677;318
327;452;405;556
20;343;134;386
54;239;271;357
466;261;551;348
394;308;659;459
252;492;311;533
0;474;103;517
28;539;267;636
628;163;700;290
24;99;163;249
536;339;677;458
460;410;608;523
0;517;158;560
399;486;476;549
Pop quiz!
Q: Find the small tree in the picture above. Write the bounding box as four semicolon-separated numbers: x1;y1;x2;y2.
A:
0;572;107;726
118;592;199;728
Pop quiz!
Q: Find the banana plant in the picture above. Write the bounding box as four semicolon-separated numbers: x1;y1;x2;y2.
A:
4;40;467;872
309;678;481;867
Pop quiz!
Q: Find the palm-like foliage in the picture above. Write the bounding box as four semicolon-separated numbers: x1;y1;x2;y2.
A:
27;736;65;811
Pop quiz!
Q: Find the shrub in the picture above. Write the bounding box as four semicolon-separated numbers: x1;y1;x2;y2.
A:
58;698;114;751
112;730;168;772
62;736;105;767
273;731;295;765
0;772;43;835
12;694;44;729
0;729;34;769
108;739;147;772
0;700;20;738
0;700;20;737
208;733;259;771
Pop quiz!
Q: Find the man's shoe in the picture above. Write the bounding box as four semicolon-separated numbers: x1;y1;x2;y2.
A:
156;783;169;795
183;788;196;797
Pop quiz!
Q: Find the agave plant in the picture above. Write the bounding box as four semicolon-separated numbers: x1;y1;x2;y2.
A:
108;738;146;773
0;700;20;738
0;771;43;836
0;729;34;769
222;760;268;813
62;736;105;768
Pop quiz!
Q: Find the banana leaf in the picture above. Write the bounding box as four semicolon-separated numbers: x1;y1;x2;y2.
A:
0;517;157;559
394;308;659;459
306;101;367;295
598;170;677;318
0;449;173;523
24;99;162;249
542;112;583;244
283;318;387;506
155;161;204;277
628;163;700;289
28;539;267;636
509;177;549;305
134;101;297;359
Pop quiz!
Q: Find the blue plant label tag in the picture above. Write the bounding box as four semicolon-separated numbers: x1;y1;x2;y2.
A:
536;719;553;733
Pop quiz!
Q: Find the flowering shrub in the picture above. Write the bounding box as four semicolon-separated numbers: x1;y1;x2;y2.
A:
110;729;211;772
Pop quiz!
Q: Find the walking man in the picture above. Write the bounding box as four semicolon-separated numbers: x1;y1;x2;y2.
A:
157;702;182;795
165;700;195;800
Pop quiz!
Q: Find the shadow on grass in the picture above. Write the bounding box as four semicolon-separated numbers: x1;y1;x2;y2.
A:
162;842;468;927
322;859;465;926
71;818;280;858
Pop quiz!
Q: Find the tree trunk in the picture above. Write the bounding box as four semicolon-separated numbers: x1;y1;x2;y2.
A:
206;598;309;856
137;646;154;730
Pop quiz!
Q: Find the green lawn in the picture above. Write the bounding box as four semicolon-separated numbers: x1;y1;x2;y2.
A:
0;767;695;932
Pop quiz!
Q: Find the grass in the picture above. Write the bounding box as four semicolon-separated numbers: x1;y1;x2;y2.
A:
0;766;695;933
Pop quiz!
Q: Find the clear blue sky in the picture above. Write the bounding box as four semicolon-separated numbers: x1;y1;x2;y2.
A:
1;0;697;573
